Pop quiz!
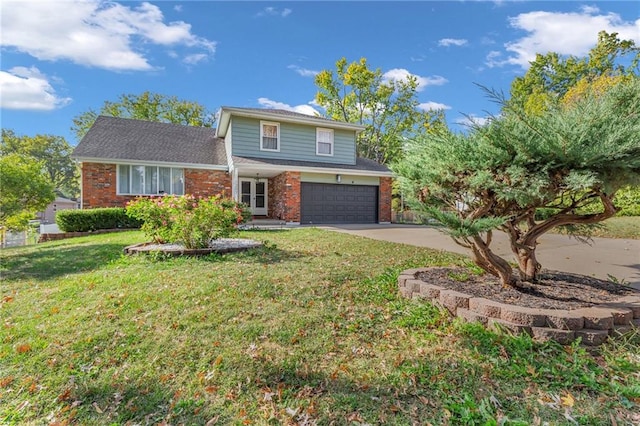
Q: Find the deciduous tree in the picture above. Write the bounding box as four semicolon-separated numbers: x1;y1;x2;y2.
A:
1;129;79;199
0;154;55;230
315;57;445;164
72;91;215;141
510;31;639;114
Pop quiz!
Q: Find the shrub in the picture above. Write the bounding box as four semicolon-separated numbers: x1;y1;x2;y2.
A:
125;195;251;249
56;208;141;232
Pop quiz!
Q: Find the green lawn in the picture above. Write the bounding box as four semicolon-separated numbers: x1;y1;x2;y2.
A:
547;216;640;239
1;229;639;425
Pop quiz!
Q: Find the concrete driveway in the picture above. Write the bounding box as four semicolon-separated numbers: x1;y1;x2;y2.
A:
320;224;640;288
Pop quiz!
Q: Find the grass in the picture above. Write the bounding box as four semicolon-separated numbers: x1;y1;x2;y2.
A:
1;228;639;425
548;216;640;239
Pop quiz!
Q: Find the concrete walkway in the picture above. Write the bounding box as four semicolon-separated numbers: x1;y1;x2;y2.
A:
320;224;640;288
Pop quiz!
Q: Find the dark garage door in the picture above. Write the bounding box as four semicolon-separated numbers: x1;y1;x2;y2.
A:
300;183;378;224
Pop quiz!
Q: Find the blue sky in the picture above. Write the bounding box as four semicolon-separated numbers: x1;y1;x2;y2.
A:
1;1;639;145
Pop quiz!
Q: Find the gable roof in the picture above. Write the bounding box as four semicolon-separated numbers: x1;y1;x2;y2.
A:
216;107;365;137
72;116;227;168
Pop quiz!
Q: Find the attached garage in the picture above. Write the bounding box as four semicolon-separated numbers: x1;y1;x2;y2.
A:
300;182;378;224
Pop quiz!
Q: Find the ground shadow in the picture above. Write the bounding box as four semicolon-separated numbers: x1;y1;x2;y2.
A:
1;243;125;281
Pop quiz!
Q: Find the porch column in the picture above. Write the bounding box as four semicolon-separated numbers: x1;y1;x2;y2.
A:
272;171;301;224
379;177;392;223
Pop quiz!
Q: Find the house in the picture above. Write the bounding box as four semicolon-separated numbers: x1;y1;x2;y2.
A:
72;108;393;224
36;196;79;224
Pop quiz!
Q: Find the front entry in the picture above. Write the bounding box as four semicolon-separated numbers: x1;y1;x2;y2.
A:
239;178;267;216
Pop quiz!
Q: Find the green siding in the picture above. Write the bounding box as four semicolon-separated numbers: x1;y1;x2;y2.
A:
230;116;356;165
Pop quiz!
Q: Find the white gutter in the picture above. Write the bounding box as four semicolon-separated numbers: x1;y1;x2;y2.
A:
73;157;229;171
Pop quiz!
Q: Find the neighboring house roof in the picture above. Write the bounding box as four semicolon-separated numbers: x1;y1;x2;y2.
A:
216;107;366;137
72;116;227;168
233;155;391;176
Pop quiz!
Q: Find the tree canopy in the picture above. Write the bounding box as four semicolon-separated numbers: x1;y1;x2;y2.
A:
0;154;55;231
394;77;640;287
1;129;79;199
314;57;446;164
510;31;639;115
72;91;216;141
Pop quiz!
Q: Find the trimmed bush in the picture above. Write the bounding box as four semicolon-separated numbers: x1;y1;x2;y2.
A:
125;195;251;249
56;208;142;232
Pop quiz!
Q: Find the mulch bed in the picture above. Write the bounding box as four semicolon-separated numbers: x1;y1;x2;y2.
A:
417;267;639;310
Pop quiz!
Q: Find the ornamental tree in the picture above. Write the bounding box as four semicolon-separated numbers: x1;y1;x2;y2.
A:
393;78;640;287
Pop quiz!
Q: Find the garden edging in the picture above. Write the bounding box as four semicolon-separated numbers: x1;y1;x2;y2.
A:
398;267;640;346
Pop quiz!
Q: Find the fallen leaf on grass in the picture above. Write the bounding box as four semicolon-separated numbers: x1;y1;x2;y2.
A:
0;376;14;388
16;343;32;354
561;392;575;408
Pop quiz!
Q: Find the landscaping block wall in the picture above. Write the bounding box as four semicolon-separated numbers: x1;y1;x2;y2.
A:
81;162;231;209
398;268;640;346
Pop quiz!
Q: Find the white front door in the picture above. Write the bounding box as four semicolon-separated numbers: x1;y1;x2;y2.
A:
239;178;268;216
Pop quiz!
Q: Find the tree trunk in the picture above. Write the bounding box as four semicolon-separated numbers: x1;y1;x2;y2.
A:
516;246;540;282
470;235;517;288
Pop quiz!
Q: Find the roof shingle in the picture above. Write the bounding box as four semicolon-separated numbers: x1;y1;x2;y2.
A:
72;116;227;166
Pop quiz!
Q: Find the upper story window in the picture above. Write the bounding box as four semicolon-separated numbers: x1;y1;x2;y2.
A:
260;121;280;152
117;165;184;195
316;128;334;156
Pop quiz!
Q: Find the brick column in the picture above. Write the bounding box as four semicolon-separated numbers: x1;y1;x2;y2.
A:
271;171;301;223
379;177;392;223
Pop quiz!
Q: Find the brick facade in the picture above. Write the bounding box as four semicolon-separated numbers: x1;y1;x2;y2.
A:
82;163;389;224
270;171;301;223
378;177;392;223
184;169;232;198
81;162;231;209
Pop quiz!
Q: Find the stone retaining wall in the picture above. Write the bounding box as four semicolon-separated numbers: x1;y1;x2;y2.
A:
398;268;640;346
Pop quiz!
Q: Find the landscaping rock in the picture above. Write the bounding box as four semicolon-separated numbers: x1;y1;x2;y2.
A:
532;327;575;345
575;329;610;346
468;298;503;318
500;306;547;327
439;290;471;314
543;310;585;330
456;308;488;326
573;307;614;330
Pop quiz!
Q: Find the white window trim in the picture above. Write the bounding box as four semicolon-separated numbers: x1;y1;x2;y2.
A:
316;127;334;157
116;164;184;196
260;120;280;152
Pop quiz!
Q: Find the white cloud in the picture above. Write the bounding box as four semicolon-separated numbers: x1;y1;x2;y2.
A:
0;66;72;111
256;7;292;18
174;5;183;12
382;68;448;92
455;114;489;127
484;50;508;68
503;9;640;68
438;38;468;47
288;65;319;77
257;98;319;116
0;0;216;71
418;102;451;111
183;53;208;65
